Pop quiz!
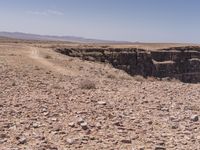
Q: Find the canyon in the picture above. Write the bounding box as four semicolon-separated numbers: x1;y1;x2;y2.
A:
57;46;200;83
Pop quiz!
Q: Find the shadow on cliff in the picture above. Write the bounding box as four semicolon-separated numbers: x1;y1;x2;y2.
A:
56;46;200;83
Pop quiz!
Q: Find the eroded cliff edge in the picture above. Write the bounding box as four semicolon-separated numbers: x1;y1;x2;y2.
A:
56;46;200;83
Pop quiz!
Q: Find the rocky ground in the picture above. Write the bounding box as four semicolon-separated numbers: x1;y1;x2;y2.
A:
0;42;200;150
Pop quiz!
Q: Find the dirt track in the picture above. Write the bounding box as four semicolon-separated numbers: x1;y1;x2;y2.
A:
29;47;76;76
0;43;200;150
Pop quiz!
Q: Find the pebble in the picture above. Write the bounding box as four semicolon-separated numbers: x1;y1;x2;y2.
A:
32;122;39;128
197;135;200;140
17;136;27;144
96;122;102;129
97;101;107;105
41;108;47;112
80;122;88;130
121;139;132;144
66;138;74;145
138;147;145;150
68;122;75;127
43;112;49;116
0;138;7;144
51;118;58;121
155;146;166;150
161;107;169;112
171;123;179;129
190;115;199;122
77;117;84;125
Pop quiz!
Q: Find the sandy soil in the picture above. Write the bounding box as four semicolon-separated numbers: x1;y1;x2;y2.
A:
0;42;199;150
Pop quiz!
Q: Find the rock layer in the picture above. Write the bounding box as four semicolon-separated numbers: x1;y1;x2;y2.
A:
56;46;200;83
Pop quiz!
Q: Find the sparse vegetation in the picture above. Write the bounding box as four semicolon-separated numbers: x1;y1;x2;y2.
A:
133;75;146;82
100;45;110;48
44;54;52;59
147;76;157;82
79;79;96;89
107;73;117;79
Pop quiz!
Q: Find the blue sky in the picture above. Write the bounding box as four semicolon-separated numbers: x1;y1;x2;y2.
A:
0;0;200;43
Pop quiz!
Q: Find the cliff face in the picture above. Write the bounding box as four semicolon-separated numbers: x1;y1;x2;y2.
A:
56;46;200;83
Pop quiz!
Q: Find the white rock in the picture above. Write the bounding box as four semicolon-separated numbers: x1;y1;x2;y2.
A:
97;101;107;105
80;122;88;130
77;118;84;125
32;122;39;128
68;122;75;127
66;138;74;145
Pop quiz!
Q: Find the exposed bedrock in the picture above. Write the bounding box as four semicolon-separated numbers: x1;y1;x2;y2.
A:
56;46;200;83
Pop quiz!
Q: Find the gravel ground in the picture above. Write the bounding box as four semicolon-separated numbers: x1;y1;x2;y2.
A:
0;43;199;150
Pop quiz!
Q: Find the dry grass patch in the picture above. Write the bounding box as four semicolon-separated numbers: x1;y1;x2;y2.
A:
79;79;96;89
44;54;52;59
107;73;117;79
133;75;146;82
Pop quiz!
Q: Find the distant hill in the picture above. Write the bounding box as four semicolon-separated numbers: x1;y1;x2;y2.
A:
0;31;131;43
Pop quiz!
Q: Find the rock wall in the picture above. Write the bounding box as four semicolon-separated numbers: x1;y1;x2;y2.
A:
56;46;200;83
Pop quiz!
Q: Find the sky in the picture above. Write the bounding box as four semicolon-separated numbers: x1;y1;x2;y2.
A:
0;0;200;43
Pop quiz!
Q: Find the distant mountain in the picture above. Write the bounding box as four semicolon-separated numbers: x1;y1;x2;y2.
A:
0;31;131;43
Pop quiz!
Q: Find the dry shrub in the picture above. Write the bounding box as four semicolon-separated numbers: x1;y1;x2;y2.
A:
106;70;132;80
44;55;52;59
100;45;110;48
119;74;132;80
80;79;96;89
133;75;146;82
107;73;117;79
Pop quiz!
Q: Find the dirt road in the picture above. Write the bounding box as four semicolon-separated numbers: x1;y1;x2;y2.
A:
29;47;77;76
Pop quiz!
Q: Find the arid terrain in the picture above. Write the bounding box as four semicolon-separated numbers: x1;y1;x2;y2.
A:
0;39;200;150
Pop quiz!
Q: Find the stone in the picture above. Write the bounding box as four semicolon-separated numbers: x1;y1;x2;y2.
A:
121;139;132;144
51;118;58;121
197;135;200;140
66;138;74;145
0;138;7;144
80;122;88;130
161;107;169;112
113;121;121;126
131;134;139;140
138;147;145;150
155;146;166;150
68;122;75;127
148;120;153;125
171;123;179;129
17;136;27;144
97;101;107;105
43;112;49;116
32;122;39;128
41;108;47;112
12;82;16;86
96;122;102;129
190;115;199;122
77;117;84;125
